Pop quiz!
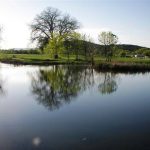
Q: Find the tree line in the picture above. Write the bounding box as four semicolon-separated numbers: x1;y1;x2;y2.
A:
1;7;149;61
30;7;118;61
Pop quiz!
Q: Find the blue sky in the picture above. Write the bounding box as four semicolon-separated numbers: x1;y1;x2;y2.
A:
0;0;149;48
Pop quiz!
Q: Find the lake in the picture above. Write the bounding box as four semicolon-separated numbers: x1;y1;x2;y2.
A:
0;63;150;150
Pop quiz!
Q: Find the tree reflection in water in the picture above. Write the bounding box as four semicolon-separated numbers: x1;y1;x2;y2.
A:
98;72;119;95
0;73;5;96
30;66;120;111
30;66;95;110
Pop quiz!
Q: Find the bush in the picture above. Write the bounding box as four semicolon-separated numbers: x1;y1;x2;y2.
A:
119;51;126;57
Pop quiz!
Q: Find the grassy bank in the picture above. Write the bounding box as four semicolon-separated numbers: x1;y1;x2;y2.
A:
0;54;89;65
94;62;150;73
1;54;150;71
94;57;150;72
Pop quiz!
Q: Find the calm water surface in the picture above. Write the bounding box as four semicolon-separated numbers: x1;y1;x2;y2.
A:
0;63;150;150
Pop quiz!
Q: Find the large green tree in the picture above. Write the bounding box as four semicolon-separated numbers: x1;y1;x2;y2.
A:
30;7;80;51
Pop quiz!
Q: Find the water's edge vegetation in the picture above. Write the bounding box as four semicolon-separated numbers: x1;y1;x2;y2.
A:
1;54;150;72
1;7;150;72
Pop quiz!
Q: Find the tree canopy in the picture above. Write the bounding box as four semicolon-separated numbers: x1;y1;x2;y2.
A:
30;7;80;50
98;31;118;46
98;31;118;61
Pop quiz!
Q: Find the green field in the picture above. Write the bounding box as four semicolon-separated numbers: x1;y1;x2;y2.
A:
0;54;89;65
1;53;150;69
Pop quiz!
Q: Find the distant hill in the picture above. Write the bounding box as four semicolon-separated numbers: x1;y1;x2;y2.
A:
1;42;149;55
89;43;149;51
116;44;147;51
78;42;150;55
81;41;149;51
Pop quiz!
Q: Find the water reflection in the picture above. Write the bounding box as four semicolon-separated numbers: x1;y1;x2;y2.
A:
30;66;120;110
0;73;5;96
1;64;150;150
30;66;94;110
98;73;118;95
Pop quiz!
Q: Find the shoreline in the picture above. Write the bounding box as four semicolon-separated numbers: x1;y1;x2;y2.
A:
0;59;89;66
1;59;150;72
94;62;150;73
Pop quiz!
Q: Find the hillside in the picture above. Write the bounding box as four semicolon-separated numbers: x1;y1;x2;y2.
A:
1;42;149;55
116;44;147;51
81;41;149;52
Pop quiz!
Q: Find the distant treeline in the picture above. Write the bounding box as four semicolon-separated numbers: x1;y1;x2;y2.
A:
0;43;149;55
0;49;40;54
116;44;145;51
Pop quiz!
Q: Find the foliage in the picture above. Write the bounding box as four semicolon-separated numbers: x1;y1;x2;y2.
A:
119;51;127;57
30;7;80;50
84;35;97;64
98;31;118;46
30;66;94;110
44;33;65;58
69;32;82;60
98;73;118;94
135;48;150;57
30;65;119;110
0;49;41;54
117;44;144;51
98;31;118;61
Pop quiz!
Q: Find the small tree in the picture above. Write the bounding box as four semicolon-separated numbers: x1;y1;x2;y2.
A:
64;39;70;61
69;32;82;61
44;33;65;59
98;31;118;61
87;36;96;65
80;34;88;60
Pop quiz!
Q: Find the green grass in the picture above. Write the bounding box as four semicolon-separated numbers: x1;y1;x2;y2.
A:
94;56;150;64
0;53;89;65
0;54;150;70
112;57;150;64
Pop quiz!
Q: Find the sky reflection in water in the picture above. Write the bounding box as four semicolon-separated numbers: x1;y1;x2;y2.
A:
0;63;149;150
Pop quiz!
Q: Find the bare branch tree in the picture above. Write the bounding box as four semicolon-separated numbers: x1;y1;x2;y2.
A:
30;7;80;50
58;15;80;36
